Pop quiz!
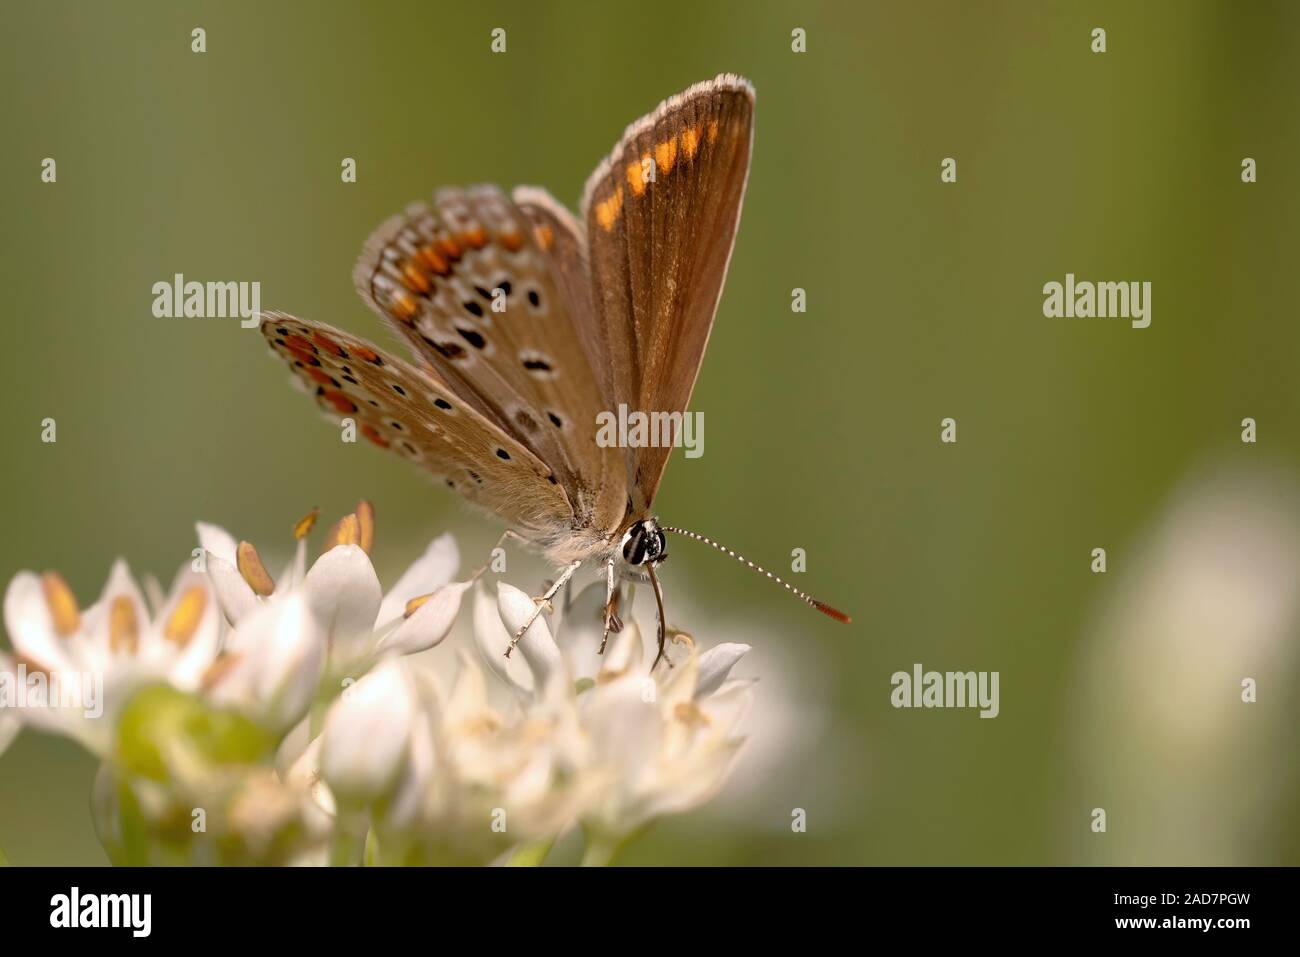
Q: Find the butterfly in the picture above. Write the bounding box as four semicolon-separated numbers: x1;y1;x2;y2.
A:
259;74;848;669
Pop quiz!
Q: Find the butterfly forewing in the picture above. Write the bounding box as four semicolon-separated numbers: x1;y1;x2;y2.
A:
259;311;572;537
581;74;755;511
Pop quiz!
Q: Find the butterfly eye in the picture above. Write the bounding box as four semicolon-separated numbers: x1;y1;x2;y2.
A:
621;521;665;566
622;525;649;565
650;530;667;562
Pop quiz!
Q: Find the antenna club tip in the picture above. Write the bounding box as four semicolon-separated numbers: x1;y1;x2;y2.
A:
813;600;852;624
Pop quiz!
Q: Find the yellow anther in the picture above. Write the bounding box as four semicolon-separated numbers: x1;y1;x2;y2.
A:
236;541;276;597
325;513;361;551
673;701;711;729
163;585;208;646
355;500;375;554
293;507;319;541
404;592;435;618
41;571;80;636
108;596;139;654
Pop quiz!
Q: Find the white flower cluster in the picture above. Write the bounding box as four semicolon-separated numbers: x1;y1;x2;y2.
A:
0;504;753;865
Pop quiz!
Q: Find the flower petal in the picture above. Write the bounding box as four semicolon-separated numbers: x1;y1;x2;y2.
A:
195;522;239;565
376;581;470;658
554;581;607;679
598;618;644;679
695;643;751;699
302;545;383;665
213;595;325;731
205;554;259;625
376;533;460;627
3;572;73;673
77;560;149;660
497;583;564;688
472;583;534;695
157;569;223;690
584;671;663;783
319;659;417;804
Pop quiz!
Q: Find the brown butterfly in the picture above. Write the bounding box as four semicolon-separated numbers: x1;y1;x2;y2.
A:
260;74;848;669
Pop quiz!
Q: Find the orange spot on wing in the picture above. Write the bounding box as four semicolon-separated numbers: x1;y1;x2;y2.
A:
595;186;624;232
655;137;678;175
312;333;346;357
707;119;719;143
283;334;315;354
361;424;389;448
533;224;554;250
499;230;524;252
390;293;419;324
352;345;379;364
307;368;333;386
321;389;357;414
459;227;488;249
417;245;450;275
400;262;431;294
436;237;463;260
680;126;701;159
626;158;648;196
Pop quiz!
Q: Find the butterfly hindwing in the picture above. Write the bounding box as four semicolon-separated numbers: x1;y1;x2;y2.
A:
581;74;755;512
352;186;623;531
259;311;572;537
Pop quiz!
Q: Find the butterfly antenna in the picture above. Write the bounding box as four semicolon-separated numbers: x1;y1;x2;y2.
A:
660;526;851;624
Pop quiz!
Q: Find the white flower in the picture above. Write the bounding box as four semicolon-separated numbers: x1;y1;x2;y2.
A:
197;502;467;682
1071;466;1300;865
313;653;593;865
203;594;326;734
479;581;755;850
318;658;418;804
0;562;221;756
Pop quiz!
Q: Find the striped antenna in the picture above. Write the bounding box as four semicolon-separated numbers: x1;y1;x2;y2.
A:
660;526;851;624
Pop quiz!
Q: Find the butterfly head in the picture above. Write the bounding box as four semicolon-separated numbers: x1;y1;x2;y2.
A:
621;518;667;567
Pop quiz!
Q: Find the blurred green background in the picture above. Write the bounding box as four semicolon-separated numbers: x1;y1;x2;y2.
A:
2;0;1299;865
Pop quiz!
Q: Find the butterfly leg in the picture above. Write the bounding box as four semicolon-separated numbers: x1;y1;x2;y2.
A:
598;555;622;655
504;560;580;658
470;529;530;581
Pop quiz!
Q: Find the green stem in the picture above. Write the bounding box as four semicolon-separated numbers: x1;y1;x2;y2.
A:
506;837;556;867
580;836;620;867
